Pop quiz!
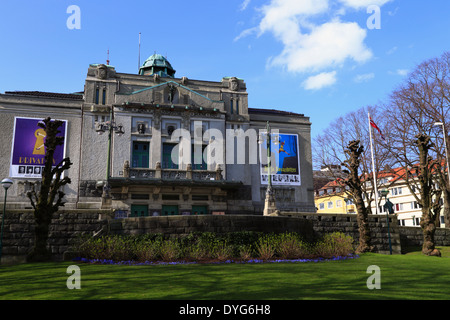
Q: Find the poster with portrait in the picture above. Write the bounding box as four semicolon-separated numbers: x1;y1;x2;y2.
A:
259;133;301;186
9;117;67;178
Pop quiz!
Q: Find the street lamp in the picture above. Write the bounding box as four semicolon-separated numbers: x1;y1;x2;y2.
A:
0;178;13;263
380;189;393;255
259;121;279;216
95;108;125;207
434;122;450;186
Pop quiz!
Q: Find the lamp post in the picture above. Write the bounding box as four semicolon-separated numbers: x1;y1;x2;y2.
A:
259;121;279;216
380;189;393;255
95;107;125;208
0;178;13;264
434;122;450;186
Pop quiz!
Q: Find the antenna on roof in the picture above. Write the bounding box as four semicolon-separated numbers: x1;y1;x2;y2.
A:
138;32;141;72
107;48;110;65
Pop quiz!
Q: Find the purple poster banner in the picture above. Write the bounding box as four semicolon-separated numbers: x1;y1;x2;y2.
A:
10;117;67;178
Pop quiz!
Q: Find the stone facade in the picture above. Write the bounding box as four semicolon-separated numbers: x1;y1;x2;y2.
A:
0;55;315;215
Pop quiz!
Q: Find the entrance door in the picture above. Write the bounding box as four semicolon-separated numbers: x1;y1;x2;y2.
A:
192;205;208;215
130;205;149;217
162;205;179;216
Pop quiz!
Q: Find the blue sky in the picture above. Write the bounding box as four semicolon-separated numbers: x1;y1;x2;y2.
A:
1;0;450;140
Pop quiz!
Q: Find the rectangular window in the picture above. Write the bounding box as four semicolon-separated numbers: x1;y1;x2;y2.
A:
132;141;149;168
102;89;106;105
336;200;342;207
319;203;325;210
95;88;99;104
163;143;178;169
230;99;234;114
327;201;333;209
192;144;207;170
236;99;239;115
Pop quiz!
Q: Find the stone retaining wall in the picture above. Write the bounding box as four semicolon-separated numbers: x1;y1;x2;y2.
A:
109;215;315;241
0;209;109;264
1;210;449;263
286;212;401;254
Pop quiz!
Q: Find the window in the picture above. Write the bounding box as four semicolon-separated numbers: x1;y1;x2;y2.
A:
395;203;404;211
230;99;234;114
327;201;333;209
319;190;324;196
319;203;325;210
132;141;149;168
102;88;106;105
336;200;342;207
236;99;239;115
95;88;99;104
411;201;419;210
163;143;178;169
391;187;402;196
192;144;207;170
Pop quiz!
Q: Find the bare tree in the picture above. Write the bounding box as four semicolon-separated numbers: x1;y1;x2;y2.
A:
341;140;373;253
27;117;72;262
314;105;394;212
386;74;443;256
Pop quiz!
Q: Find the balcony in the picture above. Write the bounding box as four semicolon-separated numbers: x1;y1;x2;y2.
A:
109;161;242;190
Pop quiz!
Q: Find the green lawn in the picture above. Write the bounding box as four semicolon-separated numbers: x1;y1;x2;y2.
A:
1;248;450;300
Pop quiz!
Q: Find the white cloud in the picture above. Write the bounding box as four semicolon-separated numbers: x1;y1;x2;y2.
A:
396;69;409;76
303;71;337;90
386;46;398;55
269;20;372;73
388;69;409;76
338;0;392;9
239;0;251;11
235;0;393;89
354;72;375;83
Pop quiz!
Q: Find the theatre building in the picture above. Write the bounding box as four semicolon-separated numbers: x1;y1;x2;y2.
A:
0;54;315;216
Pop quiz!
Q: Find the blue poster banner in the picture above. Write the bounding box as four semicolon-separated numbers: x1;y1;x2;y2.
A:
260;133;301;186
9;117;67;178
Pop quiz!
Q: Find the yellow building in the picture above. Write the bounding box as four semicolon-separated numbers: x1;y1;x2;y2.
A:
314;180;355;214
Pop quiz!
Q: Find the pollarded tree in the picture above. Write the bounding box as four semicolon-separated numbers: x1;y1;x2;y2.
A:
341;140;373;253
27;117;72;262
386;78;443;256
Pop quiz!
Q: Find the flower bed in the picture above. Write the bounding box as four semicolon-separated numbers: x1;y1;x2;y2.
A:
72;231;356;265
72;254;360;266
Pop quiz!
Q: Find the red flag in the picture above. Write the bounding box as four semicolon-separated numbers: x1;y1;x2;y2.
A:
370;117;385;140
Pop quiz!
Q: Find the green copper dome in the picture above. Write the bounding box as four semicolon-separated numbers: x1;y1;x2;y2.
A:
139;54;176;78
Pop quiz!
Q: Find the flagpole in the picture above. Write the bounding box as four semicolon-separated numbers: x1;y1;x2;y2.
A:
368;112;379;214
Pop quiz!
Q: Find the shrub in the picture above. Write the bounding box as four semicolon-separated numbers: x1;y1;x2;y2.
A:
256;235;276;260
276;233;309;259
159;239;181;262
73;231;354;263
314;232;354;259
238;245;254;261
134;240;161;262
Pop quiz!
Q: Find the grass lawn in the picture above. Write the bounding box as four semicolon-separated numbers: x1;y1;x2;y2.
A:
1;247;450;300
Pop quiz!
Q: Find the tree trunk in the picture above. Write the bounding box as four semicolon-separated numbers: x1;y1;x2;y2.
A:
443;190;450;228
420;207;440;256
28;217;52;262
